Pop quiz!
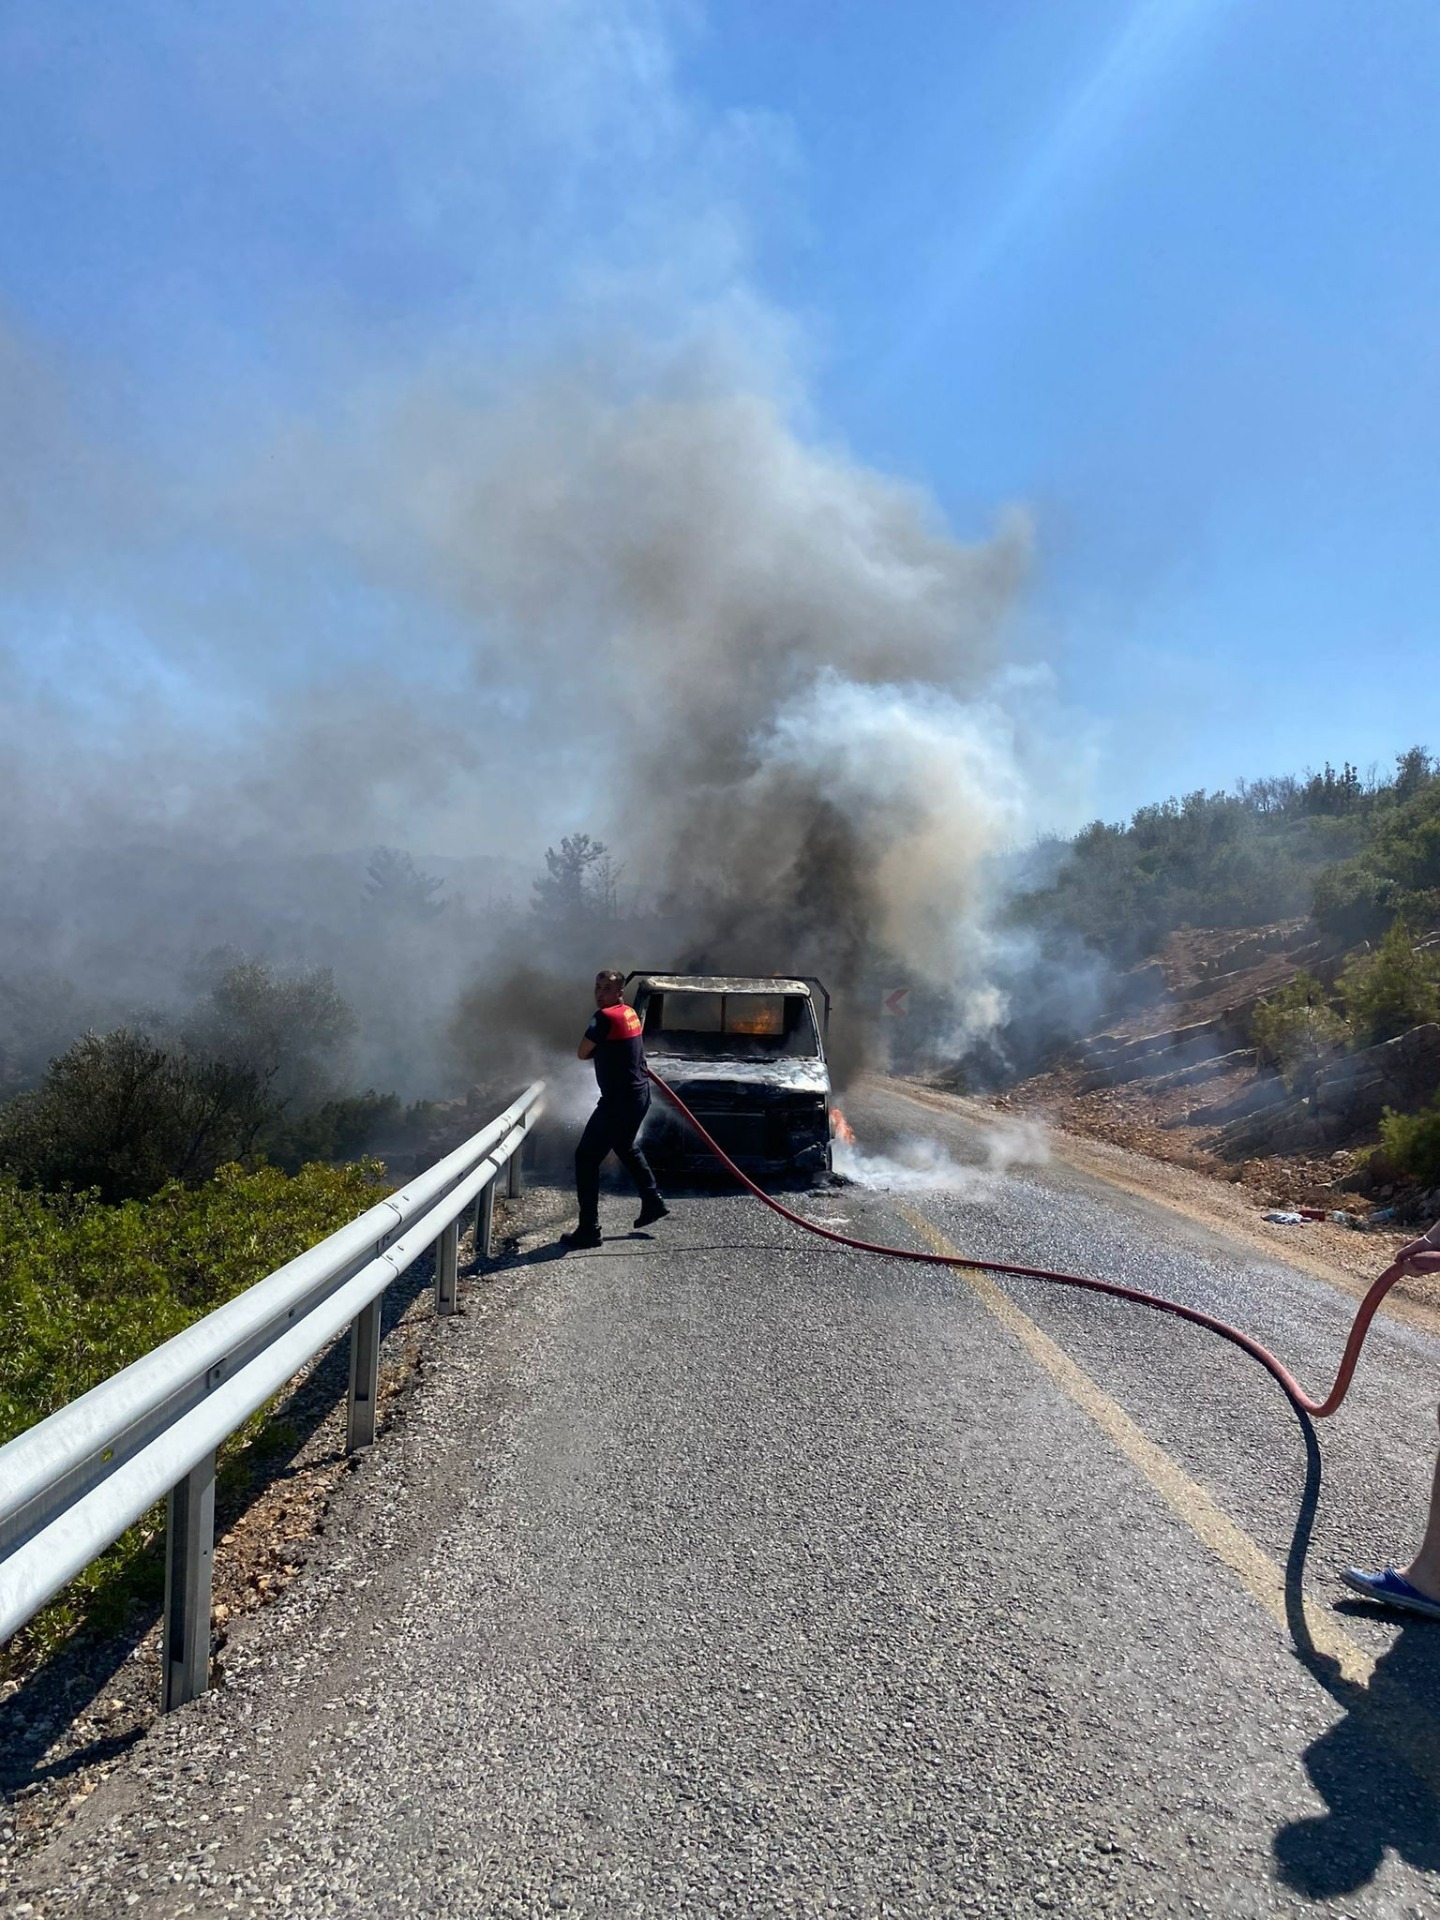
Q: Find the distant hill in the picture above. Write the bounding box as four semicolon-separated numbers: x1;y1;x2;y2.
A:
978;747;1440;1205
1010;746;1439;967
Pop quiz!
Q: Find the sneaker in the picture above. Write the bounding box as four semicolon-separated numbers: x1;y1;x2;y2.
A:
560;1224;603;1251
634;1195;670;1229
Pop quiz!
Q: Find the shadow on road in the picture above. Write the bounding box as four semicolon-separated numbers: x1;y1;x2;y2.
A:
496;1233;807;1268
493;1165;834;1270
1274;1401;1440;1894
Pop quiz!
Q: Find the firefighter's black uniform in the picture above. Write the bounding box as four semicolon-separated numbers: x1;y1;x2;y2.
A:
572;1001;663;1238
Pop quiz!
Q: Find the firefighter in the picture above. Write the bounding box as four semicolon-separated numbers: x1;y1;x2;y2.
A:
561;970;669;1250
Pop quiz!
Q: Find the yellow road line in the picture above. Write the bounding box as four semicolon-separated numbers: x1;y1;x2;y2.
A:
892;1200;1377;1690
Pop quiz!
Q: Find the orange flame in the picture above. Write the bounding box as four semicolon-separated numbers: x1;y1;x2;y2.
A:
830;1106;856;1146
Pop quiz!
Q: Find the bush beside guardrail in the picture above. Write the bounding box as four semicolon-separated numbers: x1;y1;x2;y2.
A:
0;1081;543;1710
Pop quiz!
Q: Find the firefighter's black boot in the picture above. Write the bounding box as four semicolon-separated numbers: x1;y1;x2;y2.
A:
634;1195;669;1229
561;1223;603;1250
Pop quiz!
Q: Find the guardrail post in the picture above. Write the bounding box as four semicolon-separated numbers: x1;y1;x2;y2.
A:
435;1219;459;1316
506;1130;524;1199
347;1298;383;1452
475;1177;495;1268
162;1449;216;1712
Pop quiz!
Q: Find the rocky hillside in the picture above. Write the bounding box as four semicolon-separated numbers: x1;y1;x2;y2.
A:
983;919;1440;1221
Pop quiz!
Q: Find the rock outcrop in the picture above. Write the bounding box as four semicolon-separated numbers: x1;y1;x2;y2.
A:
1077;1015;1250;1090
1207;1024;1440;1160
1313;1024;1440;1131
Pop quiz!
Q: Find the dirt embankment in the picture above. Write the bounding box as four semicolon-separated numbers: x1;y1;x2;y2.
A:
962;920;1436;1223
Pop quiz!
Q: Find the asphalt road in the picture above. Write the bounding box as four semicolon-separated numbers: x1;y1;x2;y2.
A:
17;1080;1440;1918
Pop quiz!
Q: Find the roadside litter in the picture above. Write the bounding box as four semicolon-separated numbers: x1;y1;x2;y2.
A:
1263;1206;1372;1229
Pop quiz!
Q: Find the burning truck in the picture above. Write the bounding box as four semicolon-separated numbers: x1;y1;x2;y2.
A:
627;972;834;1179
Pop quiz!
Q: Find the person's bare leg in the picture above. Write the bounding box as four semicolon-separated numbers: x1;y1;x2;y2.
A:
1399;1407;1440;1600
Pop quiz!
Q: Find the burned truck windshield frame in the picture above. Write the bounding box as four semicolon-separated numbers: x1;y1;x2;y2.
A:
642;991;820;1061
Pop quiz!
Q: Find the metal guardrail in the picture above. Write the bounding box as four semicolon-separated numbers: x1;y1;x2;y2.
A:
0;1080;545;1710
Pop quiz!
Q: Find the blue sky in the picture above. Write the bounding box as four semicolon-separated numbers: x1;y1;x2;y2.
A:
692;0;1440;809
3;0;1437;840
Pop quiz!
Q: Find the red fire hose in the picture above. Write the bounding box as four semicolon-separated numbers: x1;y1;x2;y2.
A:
646;1069;1405;1419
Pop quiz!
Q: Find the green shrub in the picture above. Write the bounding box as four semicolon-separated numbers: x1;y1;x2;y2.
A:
0;959;382;1202
1249;971;1350;1089
0;1030;277;1202
1339;920;1440;1046
1379;1097;1440;1188
0;1159;382;1445
262;1091;402;1174
0;1158;383;1666
1315;766;1440;940
1312;859;1397;944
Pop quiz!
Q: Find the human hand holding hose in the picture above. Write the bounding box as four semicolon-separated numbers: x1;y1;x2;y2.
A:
1396;1227;1440;1277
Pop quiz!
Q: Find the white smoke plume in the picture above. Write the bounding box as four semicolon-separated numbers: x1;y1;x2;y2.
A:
832;1113;1049;1196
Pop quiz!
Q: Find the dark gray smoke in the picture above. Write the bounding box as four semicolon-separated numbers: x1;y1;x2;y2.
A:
0;0;1073;1103
1;341;1046;1097
254;369;1040;1073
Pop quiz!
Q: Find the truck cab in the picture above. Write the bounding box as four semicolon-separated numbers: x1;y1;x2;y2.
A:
627;973;833;1178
